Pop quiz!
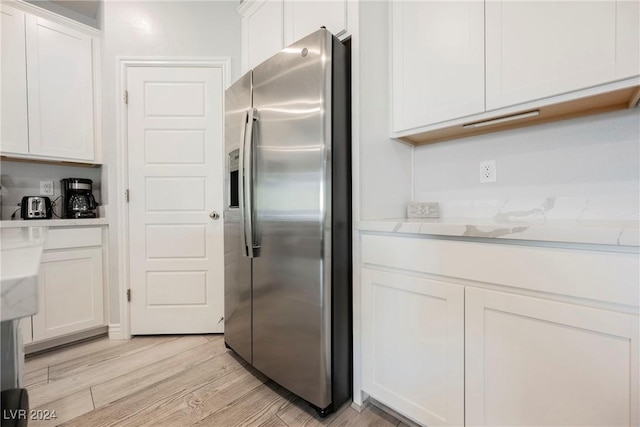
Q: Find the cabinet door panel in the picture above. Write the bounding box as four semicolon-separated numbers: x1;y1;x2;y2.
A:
392;0;484;132
32;248;104;341
243;0;284;71
466;288;639;427
1;4;29;155
287;0;347;42
362;268;464;426
486;1;639;110
25;15;95;160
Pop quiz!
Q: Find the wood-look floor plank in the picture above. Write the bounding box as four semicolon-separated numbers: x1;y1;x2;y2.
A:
193;380;294;427
48;335;177;380
29;389;94;427
277;396;351;427
34;335;402;427
25;336;129;373
23;366;48;388
328;404;400;427
60;353;254;427
91;336;227;408
258;414;290;427
137;365;268;427
28;335;208;408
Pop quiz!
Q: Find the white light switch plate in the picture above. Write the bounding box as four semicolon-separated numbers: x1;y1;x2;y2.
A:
407;202;440;218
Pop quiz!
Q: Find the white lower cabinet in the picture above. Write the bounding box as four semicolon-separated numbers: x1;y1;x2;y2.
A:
465;287;639;427
19;226;107;347
32;247;104;341
360;234;639;426
361;268;464;426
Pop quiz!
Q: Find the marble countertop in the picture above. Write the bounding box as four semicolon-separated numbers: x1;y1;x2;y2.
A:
358;218;640;247
1;227;47;322
0;218;108;228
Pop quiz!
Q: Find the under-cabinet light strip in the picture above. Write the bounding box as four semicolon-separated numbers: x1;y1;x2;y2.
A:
463;110;540;129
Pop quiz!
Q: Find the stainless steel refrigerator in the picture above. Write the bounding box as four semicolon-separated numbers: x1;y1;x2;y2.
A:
223;29;351;416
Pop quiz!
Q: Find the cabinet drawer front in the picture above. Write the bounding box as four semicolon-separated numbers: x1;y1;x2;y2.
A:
44;227;102;250
361;234;639;307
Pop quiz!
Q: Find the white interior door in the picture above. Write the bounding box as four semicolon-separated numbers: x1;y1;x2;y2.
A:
127;65;224;335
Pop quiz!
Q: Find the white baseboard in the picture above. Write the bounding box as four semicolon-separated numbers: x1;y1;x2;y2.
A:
108;323;124;339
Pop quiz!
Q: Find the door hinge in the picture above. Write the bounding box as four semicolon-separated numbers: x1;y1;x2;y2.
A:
127;289;131;302
125;189;130;203
124;90;128;104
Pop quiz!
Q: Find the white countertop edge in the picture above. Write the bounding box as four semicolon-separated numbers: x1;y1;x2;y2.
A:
357;218;640;247
1;227;48;322
0;218;109;228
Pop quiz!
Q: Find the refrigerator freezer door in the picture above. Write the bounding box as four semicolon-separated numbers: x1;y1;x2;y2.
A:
224;72;253;363
251;29;334;409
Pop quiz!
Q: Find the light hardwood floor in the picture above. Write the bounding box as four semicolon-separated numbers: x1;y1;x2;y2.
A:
24;334;404;427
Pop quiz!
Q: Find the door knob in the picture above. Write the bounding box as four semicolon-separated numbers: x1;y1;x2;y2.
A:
209;211;220;220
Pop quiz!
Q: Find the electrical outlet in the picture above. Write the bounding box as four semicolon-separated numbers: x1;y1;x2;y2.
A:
479;160;496;183
40;180;54;196
407;202;440;218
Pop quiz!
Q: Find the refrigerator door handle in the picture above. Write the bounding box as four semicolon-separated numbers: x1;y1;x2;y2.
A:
242;108;258;258
239;109;250;257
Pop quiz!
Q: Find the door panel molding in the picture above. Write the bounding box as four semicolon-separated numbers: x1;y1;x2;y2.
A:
115;57;231;338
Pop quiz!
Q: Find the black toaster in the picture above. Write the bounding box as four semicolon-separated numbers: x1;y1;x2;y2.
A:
21;196;52;220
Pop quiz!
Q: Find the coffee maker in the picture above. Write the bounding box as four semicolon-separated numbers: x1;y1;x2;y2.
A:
61;178;98;218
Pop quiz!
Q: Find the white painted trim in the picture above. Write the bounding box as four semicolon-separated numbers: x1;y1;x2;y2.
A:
347;0;363;408
92;38;102;164
108;323;123;340
115;57;231;339
1;0;101;36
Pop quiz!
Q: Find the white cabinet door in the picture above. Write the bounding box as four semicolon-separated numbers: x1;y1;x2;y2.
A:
362;268;464;426
486;1;640;110
32;248;104;341
465;287;639;427
391;0;484;132
25;14;95;161
1;4;29;155
242;0;284;72
285;0;348;44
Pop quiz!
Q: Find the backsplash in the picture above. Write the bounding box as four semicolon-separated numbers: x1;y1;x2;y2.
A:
413;108;640;221
0;161;102;220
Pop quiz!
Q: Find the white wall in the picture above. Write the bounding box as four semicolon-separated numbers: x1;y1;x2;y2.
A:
413;109;640;219
358;0;413;220
102;0;241;327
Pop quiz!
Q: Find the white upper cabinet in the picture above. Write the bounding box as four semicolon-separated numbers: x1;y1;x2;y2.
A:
240;0;352;73
391;1;484;132
486;0;640;110
0;3;99;163
285;0;348;44
242;0;284;71
25;15;95;161
1;4;29;155
391;0;640;144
